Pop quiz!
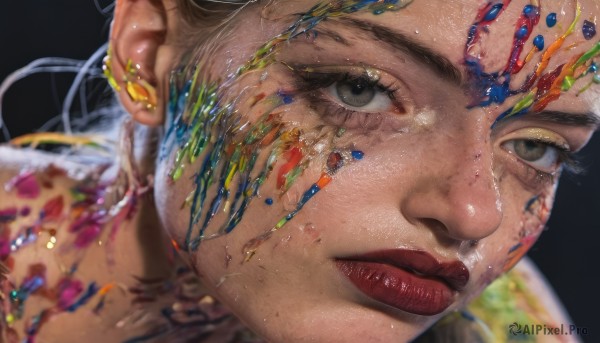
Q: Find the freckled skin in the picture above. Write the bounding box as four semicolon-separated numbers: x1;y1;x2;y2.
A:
154;0;600;342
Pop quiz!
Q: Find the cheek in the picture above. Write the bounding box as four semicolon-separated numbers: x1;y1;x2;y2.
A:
154;71;366;267
502;191;554;272
465;181;556;294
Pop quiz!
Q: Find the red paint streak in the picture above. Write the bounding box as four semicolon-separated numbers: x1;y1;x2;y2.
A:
504;7;540;75
277;147;303;189
42;196;64;222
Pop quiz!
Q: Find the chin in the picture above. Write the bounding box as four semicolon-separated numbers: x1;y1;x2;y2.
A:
228;295;440;343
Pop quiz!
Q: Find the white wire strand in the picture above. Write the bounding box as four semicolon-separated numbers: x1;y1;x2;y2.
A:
0;58;93;141
61;42;109;136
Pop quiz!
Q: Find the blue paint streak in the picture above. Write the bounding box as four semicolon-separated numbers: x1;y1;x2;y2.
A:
66;283;99;312
483;4;503;22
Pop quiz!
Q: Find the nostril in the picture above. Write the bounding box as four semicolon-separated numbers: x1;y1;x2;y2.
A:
419;218;461;248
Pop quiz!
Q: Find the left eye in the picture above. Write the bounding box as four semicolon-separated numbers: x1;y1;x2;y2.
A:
328;77;393;111
503;139;560;173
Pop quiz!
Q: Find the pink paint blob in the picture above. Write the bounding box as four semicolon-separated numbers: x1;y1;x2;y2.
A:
6;171;41;199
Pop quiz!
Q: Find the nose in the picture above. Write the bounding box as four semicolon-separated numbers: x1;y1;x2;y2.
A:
401;125;503;242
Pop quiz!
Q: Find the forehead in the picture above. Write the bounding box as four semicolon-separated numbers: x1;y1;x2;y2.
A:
252;0;600;117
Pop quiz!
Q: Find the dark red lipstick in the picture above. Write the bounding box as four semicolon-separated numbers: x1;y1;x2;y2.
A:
336;249;469;316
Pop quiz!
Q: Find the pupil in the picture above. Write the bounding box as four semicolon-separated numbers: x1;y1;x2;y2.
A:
336;78;376;108
514;140;546;161
351;83;365;95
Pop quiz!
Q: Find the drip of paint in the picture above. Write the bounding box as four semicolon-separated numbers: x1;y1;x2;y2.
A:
546;12;557;27
582;20;597;40
164;0;416;251
242;150;364;261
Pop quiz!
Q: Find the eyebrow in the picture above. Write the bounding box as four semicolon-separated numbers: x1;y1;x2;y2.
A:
325;17;464;85
525;110;600;130
307;18;600;129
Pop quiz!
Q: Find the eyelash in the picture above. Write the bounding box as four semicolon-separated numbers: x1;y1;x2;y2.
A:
507;138;581;185
285;67;582;185
290;69;404;129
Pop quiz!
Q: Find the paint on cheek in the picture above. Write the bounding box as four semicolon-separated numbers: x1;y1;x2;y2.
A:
242;149;364;262
502;193;551;272
164;1;414;252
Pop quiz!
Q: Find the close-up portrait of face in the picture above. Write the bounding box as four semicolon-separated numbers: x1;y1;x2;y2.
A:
0;0;599;342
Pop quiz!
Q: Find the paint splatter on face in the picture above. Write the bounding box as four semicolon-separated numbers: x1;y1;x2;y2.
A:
465;1;600;126
154;1;599;340
161;0;600;273
503;192;552;272
163;0;416;255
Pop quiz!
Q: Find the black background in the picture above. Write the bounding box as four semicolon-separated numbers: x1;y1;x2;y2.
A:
0;2;597;341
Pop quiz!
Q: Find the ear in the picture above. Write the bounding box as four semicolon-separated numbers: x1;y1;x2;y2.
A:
105;0;181;126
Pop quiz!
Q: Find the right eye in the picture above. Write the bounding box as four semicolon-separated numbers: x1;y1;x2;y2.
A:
331;77;385;109
290;66;413;130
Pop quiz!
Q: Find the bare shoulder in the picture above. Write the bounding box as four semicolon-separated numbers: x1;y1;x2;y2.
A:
0;145;158;342
512;256;573;326
461;256;580;343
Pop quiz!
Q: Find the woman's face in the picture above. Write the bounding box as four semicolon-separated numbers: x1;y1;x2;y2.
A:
154;0;599;341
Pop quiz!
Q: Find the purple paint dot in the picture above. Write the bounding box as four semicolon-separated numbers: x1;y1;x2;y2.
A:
20;207;31;217
546;13;557;27
583;20;596;40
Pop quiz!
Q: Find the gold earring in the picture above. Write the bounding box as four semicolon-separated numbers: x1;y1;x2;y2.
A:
123;59;158;111
102;48;157;111
102;47;121;92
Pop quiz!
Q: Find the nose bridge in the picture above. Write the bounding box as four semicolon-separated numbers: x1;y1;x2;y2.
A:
403;114;503;242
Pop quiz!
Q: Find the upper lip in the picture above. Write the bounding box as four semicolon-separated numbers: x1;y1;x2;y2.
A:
336;249;470;291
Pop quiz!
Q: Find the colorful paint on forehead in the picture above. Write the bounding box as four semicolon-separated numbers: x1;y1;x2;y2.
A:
163;0;415;252
464;0;600;126
238;0;413;75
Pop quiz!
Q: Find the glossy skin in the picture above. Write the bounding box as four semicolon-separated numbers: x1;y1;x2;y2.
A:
152;0;599;341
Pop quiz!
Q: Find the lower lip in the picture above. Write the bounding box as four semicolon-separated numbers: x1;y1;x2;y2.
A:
336;260;455;316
